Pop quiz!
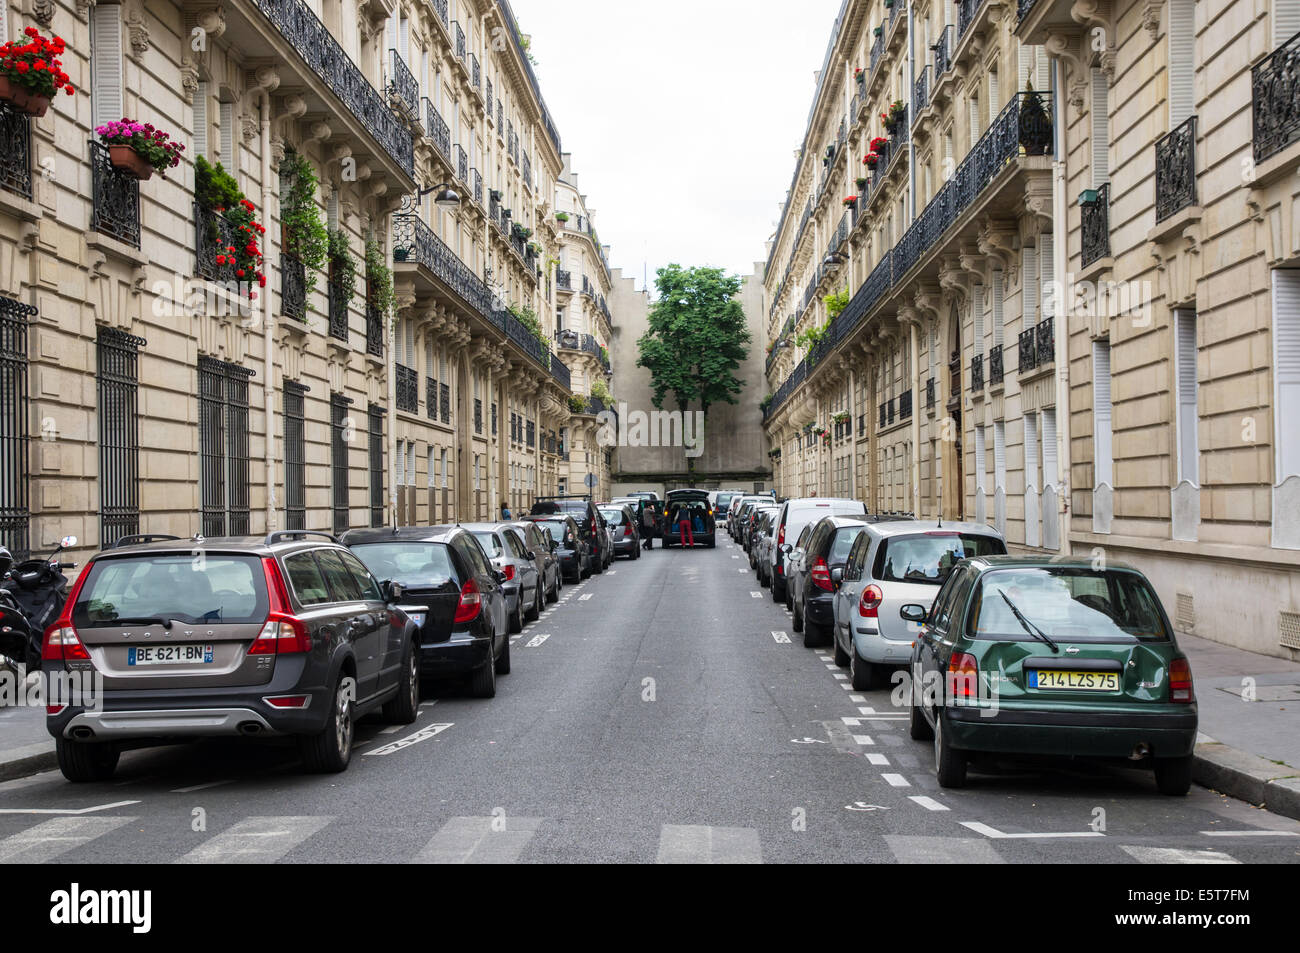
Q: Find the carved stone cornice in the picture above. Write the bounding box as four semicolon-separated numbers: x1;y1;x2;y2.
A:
938;257;969;303
1142;0;1162;41
977;220;1018;281
913;283;943;325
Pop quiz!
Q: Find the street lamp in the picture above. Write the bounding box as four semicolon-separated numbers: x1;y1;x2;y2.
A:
418;181;462;208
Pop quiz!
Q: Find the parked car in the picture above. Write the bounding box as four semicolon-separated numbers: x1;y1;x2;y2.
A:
522;514;588;584
831;521;1006;689
345;526;511;699
662;489;716;548
461;523;543;634
905;556;1197;794
756;512;782;586
530;496;604;575
782;522;817;615
730;496;766;540
512;520;562;604
790;515;914;640
747;505;780;565
769;498;868;603
44;531;429;781
710;490;746;523
599;504;642;559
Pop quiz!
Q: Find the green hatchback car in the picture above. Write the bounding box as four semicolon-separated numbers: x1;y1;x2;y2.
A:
903;557;1197;795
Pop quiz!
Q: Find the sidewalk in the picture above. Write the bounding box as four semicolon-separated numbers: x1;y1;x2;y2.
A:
0;689;56;781
1178;631;1300;820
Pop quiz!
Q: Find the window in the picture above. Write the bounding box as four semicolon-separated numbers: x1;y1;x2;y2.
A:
331;393;352;534
0;295;33;558
284;382;307;530
1277;0;1300;46
991;271;1004;348
1091;68;1110;187
90;4;123;131
1024;412;1039;490
440;448;449;487
219;100;235;175
1040;233;1055;320
1042;408;1059;488
368;404;385;527
283;551;331;606
1174;310;1199;484
199;356;252;537
1092;341;1114;487
194;81;209;159
972;284;984;360
1273;270;1300;482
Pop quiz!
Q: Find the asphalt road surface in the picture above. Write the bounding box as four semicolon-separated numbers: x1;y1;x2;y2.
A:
1;538;1297;864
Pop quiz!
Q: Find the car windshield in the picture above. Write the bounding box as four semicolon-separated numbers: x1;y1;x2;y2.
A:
349;542;454;587
970;568;1170;643
599;508;625;524
73;554;269;626
876;533;1006;585
472;533;503;557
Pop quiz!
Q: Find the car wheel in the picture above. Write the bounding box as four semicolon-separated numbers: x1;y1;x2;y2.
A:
525;584;541;622
55;737;119;783
508;596;524;634
850;646;878;691
792;600;804;633
1153;755;1192;796
470;651;497;698
299;674;355;774
494;637;512;675
833;630;850;667
802;617;825;648
934;714;967;788
908;689;934;741
772;577;785;603
382;646;420;725
547;576;559;603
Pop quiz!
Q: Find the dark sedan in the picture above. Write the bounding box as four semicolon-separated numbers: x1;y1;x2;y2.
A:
522;514;588;584
599;505;642;559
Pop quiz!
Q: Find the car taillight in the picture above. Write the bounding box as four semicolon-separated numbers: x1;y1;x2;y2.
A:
43;625;90;662
948;652;979;699
264;695;310;709
1169;657;1194;703
623;524;632;538
778;524;786;546
250;558;311;655
501;564;516;582
858;585;883;618
811;557;833;591
454;578;482;624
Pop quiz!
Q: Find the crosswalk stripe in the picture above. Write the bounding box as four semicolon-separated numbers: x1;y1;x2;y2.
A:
0;816;134;864
656;824;762;864
908;796;950;812
412;816;543;863
886;835;1004;864
175;816;332;864
852;735;874;745
881;773;910;787
865;753;890;766
1122;846;1241;864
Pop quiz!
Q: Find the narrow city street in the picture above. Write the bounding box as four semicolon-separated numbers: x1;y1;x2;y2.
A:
2;540;1296;865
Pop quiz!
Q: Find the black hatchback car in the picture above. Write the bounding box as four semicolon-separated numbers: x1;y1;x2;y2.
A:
344;526;510;699
522;514;588;584
530;496;603;575
43;532;422;782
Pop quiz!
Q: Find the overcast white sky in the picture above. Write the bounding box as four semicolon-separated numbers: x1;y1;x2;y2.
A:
516;0;845;294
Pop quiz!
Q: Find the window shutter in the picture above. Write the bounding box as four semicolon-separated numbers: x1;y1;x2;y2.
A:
428;448;436;487
1025;412;1039;488
1169;0;1195;126
969;95;980;145
975;426;987;490
399;15;410;62
992;271;1005;347
994;421;1007;490
1093;341;1114;485
328;191;339;229
1042;408;1059;486
1023;246;1038;329
91;4;124;131
1019;44;1033;91
193;81;209;160
972;285;984;358
219;100;235;172
988;69;999;123
1037;47;1050;91
1091;68;1110;186
1174;309;1199;483
0;4;8;44
1040;232;1055;319
385;14;396;54
1272;270;1300;480
1275;0;1300;46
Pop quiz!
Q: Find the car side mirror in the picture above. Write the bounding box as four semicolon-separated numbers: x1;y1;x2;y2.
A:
384;580;406;602
780;544;792;554
831;567;844;586
900;604;928;624
494;570;508;584
550;540;560;552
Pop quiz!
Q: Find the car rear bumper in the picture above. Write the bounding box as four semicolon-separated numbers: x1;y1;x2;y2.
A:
419;633;493;676
852;627;915;664
613;538;638;555
943;705;1198;759
805;593;835;625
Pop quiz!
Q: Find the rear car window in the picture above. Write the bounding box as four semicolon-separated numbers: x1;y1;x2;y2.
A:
599;508;625;525
284;551;331;605
316;550;363;602
349;542;455;587
829;527;863;564
73;554;268;626
473;532;503;557
873;533;1006;585
970;568;1169;642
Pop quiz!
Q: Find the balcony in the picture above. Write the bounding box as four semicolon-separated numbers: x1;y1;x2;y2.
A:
281;253;306;320
387;49;417;121
395;364;418;413
1081;183;1110;268
424;98;451;165
328;275;349;340
470;167;483;206
1017;326;1037;373
933;24;954;79
1035;316;1055;367
365;301;383;357
195;203;241;282
1155;116;1197;223
426;377;438;420
453;143;468;184
899;389;912;420
926;376;936;410
246;0;414;179
522;151;532;189
971;353;984;392
988;343;1003;385
557;269;572;291
469;53;481;92
89;141;140;248
0;104;31;200
452;20;466;63
913;65;930;118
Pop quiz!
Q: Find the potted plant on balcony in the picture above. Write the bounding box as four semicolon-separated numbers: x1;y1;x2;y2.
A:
863;152;880;168
856;176;869;189
279;147;328;295
555;211;569;223
0;27;75;117
365;237;396;320
196;156;267;298
873;25;883;37
94;120;183;180
568;394;589;415
854;67;865;84
869;136;889;153
843;195;858;208
1018;79;1051;156
327;227;357;303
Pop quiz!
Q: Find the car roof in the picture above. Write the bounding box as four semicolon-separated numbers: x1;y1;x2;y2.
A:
95;532;372;560
459;522;517;533
341;526;460;545
966;554;1142;573
865;520;1004;538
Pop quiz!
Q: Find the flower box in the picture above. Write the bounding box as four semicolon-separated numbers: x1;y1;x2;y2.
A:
108;143;153;180
0;75;48;116
0;28;73;116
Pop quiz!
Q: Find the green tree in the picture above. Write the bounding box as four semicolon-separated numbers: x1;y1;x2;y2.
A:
636;264;752;422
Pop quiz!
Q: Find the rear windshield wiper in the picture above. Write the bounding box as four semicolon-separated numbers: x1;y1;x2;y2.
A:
998;591;1058;653
105;616;174;630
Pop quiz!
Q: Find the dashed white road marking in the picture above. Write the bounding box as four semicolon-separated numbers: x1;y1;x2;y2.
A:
1200;830;1298;837
887;835;1003;864
751;592;762;598
655;825;762;864
771;631;791;644
960;821;1103;840
908;796;950;812
849;694;866;702
0;800;141;816
176;816;333;864
852;735;874;745
578;594;593;601
859;706;907;719
881;773;911;787
865;753;890;766
0;816;135;863
1123;846;1240;863
832;674;848;681
412;816;544;863
363;722;454;756
171;779;234;793
526;633;551;648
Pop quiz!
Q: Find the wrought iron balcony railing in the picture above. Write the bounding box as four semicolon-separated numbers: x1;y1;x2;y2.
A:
1252;28;1300;163
471;167;482;205
934;24;953;78
426;377;437;420
485;78;493;119
439;382;450;422
1036;315;1055;366
431;0;448;27
522;151;532;188
0;104;31;199
452;20;466;62
926;376;936;409
388;49;417;119
1155;115;1197;222
365;300;384;357
395;363;418;412
281;252;306;320
453;143;467;183
1017;0;1039;21
470;53;481;91
253;0;413;177
958;0;984;39
424;98;451;164
1017;326;1038;372
971;353;984;391
899;389;912;420
328;274;349;340
1081;182;1110;267
988;343;1004;385
195;203;239;281
914;65;930;116
551;358;571;390
90;141;140;248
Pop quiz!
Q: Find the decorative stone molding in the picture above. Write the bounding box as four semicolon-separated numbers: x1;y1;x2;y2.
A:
1142;0;1162;41
977;220;1018;283
269;136;286;170
1045;32;1089;117
126;5;151;61
180;57;200;105
303;121;332;154
240;113;259;144
27;0;55;27
196;5;227;40
76;0;96;22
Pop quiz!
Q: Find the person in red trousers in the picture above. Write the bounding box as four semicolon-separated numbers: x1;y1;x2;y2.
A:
677;507;695;547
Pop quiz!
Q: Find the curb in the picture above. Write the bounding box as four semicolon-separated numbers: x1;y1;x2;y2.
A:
0;741;56;783
1193;741;1300;821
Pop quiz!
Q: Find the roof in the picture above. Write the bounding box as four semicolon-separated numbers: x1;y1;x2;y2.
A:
866;520;1005;539
967;555;1142;573
340;526;460;545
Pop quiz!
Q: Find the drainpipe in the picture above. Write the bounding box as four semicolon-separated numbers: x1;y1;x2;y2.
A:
1052;54;1071;554
907;3;916;224
910;321;921;516
250;87;277;535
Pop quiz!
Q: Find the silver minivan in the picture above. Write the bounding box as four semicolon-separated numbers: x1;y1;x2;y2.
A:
830;521;1007;689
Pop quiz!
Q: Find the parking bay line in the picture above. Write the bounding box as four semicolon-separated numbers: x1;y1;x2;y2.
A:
0;800;141;816
751;592;762;598
908;796;950;812
578;594;593;601
526;633;551;647
961;821;1103;840
881;773;911;787
771;631;791;643
363;723;454;757
1200;830;1299;837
